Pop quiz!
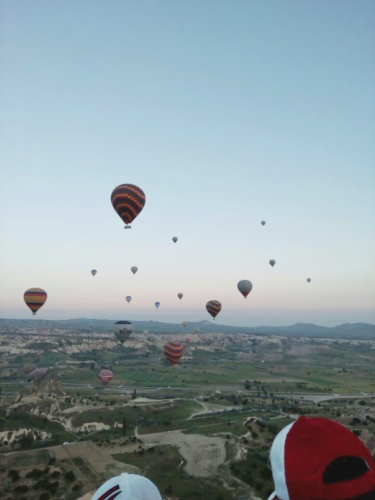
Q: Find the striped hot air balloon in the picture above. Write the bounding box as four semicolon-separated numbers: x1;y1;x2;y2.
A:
98;369;113;386
111;184;146;229
164;341;184;368
23;363;37;375
24;288;47;315
32;368;48;377
206;300;222;320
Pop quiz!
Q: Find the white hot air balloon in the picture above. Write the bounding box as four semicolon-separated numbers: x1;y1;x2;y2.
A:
91;270;97;277
237;280;253;299
113;321;133;344
126;296;132;303
269;260;276;267
178;293;183;300
182;321;189;328
261;221;266;226
172;237;178;243
131;266;138;275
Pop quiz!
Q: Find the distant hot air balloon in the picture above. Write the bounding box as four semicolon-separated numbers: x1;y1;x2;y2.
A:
155;302;160;309
23;363;37;375
206;300;222;320
185;337;191;343
307;278;311;283
126;296;132;304
178;293;183;300
98;369;113;386
172;237;178;243
32;368;48;377
182;321;189;328
194;327;199;334
111;184;146;229
164;341;184;368
237;280;253;299
24;288;47;315
261;221;266;226
113;321;133;343
269;260;276;267
143;330;149;335
91;270;97;277
131;266;138;275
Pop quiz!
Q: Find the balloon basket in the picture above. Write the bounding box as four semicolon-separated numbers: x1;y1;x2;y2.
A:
32;313;36;316
125;225;131;229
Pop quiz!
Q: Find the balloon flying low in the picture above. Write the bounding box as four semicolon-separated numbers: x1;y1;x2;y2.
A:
126;296;132;303
269;260;276;267
164;341;184;368
237;280;253;298
194;327;199;334
182;321;189;328
307;278;311;283
91;270;97;277
185;337;191;343
113;321;133;343
24;288;47;315
111;184;146;229
172;237;178;243
155;302;160;309
131;266;138;274
177;293;183;300
23;363;37;375
261;221;266;226
98;369;113;386
206;300;222;320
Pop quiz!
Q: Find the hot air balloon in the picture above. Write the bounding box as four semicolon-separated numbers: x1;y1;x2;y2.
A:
182;321;189;328
172;237;178;243
126;296;132;304
155;302;160;309
91;270;97;277
177;293;183;300
269;260;276;267
164;341;184;368
237;280;253;299
23;363;37;375
206;300;222;320
98;369;113;387
185;337;191;343
143;330;149;335
111;184;146;229
24;288;47;315
307;278;311;283
113;321;133;343
32;368;48;377
261;221;266;226
194;327;199;334
131;266;138;275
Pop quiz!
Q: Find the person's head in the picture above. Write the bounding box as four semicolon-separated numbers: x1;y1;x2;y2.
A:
91;473;162;500
269;417;375;500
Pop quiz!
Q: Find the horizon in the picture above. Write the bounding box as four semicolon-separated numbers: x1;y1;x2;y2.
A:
1;1;374;326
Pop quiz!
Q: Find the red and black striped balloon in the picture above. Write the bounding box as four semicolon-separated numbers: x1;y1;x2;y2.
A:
111;184;146;227
206;300;222;320
164;341;184;368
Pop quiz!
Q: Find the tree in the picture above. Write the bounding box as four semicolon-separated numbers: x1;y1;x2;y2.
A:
122;417;128;436
132;389;137;400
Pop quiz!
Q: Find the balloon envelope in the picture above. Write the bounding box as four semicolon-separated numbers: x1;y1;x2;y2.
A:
237;280;253;299
182;321;189;328
307;278;311;283
164;341;184;367
91;270;97;276
261;221;266;226
126;296;132;303
177;293;183;300
172;237;178;243
111;184;146;228
206;300;222;320
131;266;138;274
194;327;199;334
269;260;276;267
113;321;133;343
33;368;48;377
98;369;113;386
155;302;160;309
24;288;47;315
185;337;191;343
23;363;37;375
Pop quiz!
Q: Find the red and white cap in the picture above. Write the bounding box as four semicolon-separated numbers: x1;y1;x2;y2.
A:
269;417;375;500
91;473;162;500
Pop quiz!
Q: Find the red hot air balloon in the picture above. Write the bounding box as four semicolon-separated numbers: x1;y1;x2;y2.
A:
98;369;113;387
206;300;222;320
164;341;184;368
185;337;191;343
24;288;47;315
111;184;146;229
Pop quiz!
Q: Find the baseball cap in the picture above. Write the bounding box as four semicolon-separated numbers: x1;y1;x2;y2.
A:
268;417;375;500
91;473;162;500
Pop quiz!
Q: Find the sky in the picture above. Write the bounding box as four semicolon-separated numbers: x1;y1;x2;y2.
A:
0;0;374;327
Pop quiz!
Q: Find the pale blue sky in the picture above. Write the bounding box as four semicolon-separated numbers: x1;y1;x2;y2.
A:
1;0;374;326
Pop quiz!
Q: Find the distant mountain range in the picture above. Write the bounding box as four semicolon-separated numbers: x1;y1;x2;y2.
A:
1;318;375;340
